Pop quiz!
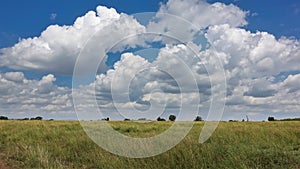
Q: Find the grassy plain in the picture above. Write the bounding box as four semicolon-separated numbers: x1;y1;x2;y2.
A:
0;120;299;168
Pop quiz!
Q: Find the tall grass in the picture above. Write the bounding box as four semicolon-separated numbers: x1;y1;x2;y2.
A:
0;120;299;168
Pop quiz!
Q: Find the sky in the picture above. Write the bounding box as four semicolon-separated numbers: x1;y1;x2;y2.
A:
0;0;299;121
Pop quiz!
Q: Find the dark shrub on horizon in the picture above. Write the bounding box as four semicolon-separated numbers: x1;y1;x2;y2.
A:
268;117;275;121
169;115;176;121
194;116;203;121
0;116;8;120
30;116;43;120
157;117;166;121
101;118;109;121
279;118;300;121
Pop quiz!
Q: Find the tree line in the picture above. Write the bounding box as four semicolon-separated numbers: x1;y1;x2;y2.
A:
0;116;44;120
101;115;203;122
268;116;300;121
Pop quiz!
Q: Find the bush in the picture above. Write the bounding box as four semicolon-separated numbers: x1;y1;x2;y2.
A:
0;116;8;120
124;118;130;121
169;115;176;121
157;117;166;121
30;116;43;120
102;118;109;121
194;116;202;121
268;117;275;121
279;118;300;121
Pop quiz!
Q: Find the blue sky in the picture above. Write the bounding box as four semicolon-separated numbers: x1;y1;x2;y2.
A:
0;0;299;120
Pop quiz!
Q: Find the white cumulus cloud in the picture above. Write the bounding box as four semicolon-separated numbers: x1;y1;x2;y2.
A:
0;72;73;118
0;6;145;74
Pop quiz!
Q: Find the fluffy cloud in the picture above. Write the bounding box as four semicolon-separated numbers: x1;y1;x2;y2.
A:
243;78;276;98
0;1;248;75
0;6;145;74
0;72;73;118
147;0;247;43
2;72;25;83
206;24;300;77
280;74;300;93
157;0;247;28
73;44;213;120
203;24;300;114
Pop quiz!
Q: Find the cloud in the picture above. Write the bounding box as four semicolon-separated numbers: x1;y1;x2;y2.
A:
3;72;25;83
203;24;300;114
50;13;57;20
0;72;73;118
0;1;248;75
205;24;300;78
157;0;247;28
0;6;145;74
72;41;230;120
281;74;300;93
243;78;276;98
74;44;211;119
146;0;248;44
251;12;258;17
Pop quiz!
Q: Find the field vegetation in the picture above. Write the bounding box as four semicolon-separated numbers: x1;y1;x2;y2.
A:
0;120;299;168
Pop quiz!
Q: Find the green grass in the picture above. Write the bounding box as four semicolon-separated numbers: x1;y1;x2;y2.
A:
0;120;299;169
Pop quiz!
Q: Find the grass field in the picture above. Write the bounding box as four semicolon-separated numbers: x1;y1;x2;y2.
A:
0;120;299;169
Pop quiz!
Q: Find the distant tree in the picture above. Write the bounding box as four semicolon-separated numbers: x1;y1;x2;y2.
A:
30;116;43;120
157;117;166;121
169;115;176;121
194;116;203;121
22;118;29;120
36;116;43;120
278;118;300;121
124;118;130;121
242;119;245;122
268;116;275;121
0;116;8;120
